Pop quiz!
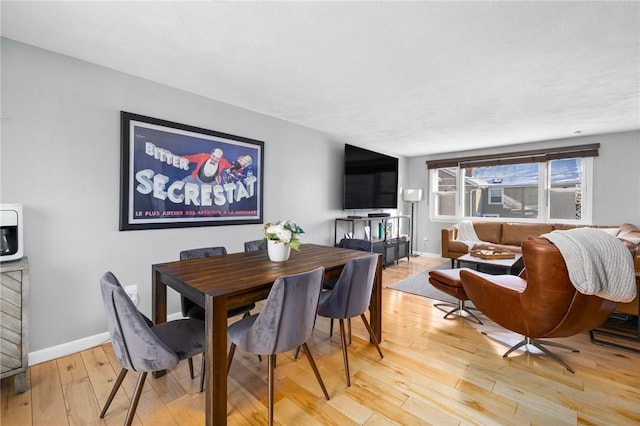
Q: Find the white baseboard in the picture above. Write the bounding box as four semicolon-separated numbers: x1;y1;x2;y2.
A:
28;312;184;366
412;251;442;258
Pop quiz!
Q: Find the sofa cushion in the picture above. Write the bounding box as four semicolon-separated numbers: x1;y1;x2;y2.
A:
473;222;502;244
501;223;553;246
618;223;640;255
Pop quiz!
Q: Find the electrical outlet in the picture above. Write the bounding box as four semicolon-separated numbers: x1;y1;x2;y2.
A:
423;237;429;245
124;285;139;307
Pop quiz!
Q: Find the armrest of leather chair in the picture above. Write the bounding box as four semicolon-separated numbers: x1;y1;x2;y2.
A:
441;226;457;259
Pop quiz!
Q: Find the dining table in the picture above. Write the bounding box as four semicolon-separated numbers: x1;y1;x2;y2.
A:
152;243;383;426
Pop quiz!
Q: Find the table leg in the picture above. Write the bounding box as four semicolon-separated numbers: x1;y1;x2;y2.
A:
151;269;168;378
369;254;383;343
204;294;229;426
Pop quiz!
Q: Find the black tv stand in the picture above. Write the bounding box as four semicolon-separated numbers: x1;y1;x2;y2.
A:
335;215;411;266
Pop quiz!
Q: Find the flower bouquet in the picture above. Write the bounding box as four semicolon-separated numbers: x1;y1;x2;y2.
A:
264;220;304;261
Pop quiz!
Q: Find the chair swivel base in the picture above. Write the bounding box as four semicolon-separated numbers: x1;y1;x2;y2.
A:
487;334;579;373
434;299;483;324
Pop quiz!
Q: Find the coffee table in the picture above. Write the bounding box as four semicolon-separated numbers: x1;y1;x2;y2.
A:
456;252;523;275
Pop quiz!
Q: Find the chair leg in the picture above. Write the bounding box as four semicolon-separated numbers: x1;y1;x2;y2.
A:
360;314;384;359
268;354;276;426
339;319;351;386
199;354;206;393
227;343;236;374
502;338;528;357
300;342;330;400
348;318;352;345
535;339;580;353
329;318;334;337
502;336;578;373
124;371;147;426
100;368;127;418
188;357;195;379
434;299;483;324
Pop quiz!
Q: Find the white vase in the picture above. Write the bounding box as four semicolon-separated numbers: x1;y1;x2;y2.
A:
267;240;291;262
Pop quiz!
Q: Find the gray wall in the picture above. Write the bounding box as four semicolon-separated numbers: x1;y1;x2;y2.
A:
405;131;640;255
1;39;408;353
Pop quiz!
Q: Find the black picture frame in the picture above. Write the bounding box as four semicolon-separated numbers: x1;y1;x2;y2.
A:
119;111;264;231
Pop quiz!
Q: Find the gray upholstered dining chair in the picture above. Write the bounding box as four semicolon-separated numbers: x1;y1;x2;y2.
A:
179;246;257;391
99;272;205;426
317;255;384;386
325;238;376;342
338;237;374;252
226;267;329;426
244;239;267;251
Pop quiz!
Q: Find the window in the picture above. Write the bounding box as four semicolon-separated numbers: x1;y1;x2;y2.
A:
426;144;597;223
488;188;504;205
433;167;457;218
548;158;584;221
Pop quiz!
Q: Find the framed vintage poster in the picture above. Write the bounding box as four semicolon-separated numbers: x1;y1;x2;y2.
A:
119;111;264;230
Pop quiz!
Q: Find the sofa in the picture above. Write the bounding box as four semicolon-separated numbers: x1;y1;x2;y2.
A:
442;221;640;265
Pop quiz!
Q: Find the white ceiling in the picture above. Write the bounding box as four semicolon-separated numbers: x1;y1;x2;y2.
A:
2;1;639;157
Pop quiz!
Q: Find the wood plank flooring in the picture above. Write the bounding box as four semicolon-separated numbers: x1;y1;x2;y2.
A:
2;256;640;425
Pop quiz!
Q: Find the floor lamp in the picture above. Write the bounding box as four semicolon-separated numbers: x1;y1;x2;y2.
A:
404;189;423;257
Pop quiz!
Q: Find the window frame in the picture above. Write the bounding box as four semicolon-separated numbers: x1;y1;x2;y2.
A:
429;156;593;223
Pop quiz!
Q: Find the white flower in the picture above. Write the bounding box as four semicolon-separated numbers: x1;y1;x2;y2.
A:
264;220;304;250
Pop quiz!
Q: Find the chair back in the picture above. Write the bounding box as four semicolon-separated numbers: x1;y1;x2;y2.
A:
180;246;227;260
244;239;267;252
339;238;373;252
235;267;324;355
520;237;618;337
179;246;227;316
100;272;178;372
461;237;618;338
318;255;378;320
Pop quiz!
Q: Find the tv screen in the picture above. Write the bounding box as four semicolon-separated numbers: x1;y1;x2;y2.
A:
344;144;399;210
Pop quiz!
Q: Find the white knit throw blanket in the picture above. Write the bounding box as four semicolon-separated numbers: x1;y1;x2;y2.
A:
541;228;636;302
454;221;484;251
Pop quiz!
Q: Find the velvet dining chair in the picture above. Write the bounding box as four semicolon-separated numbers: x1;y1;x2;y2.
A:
99;272;205;426
226;267;329;426
324;238;376;343
317;254;384;386
179;246;257;391
244;239;267;251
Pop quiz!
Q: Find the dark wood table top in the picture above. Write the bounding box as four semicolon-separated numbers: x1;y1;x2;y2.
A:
153;243;376;302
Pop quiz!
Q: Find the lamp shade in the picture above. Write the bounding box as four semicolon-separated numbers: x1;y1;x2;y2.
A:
403;189;423;202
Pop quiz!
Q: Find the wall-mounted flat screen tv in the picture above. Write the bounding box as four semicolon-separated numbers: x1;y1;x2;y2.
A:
344;144;399;210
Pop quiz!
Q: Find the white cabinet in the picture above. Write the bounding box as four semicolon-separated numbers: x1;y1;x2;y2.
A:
1;257;29;394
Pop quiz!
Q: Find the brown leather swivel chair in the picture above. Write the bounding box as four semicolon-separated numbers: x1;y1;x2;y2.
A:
460;237;618;373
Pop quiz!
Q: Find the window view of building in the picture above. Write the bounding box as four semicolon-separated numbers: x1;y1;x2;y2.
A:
430;157;589;222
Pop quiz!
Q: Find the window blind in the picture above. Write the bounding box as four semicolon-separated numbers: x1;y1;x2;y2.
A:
425;143;599;169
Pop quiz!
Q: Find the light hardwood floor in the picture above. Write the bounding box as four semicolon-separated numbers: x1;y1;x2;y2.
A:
2;256;640;425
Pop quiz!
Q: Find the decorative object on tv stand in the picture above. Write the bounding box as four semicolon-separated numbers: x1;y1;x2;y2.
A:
403;189;423;257
264;220;304;262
